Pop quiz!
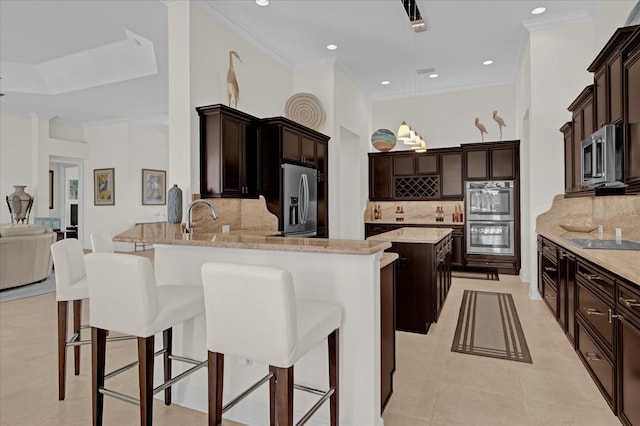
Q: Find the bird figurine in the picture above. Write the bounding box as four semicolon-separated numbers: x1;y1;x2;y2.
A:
475;117;488;142
493;110;506;140
227;50;241;109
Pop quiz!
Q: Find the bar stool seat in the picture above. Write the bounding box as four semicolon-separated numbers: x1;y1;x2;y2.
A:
85;253;206;426
201;262;341;426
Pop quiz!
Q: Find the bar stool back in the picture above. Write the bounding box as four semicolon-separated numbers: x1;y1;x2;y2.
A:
85;253;206;426
51;238;89;400
201;262;341;426
90;232;114;253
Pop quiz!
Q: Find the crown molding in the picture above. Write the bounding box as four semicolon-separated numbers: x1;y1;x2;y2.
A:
522;9;591;32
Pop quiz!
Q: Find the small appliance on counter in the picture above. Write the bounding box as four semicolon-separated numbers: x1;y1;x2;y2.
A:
281;163;317;237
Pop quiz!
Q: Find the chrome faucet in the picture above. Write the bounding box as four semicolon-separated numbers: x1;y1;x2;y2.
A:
185;199;219;234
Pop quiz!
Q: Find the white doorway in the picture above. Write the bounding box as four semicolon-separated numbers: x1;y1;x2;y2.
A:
338;126;363;239
49;157;84;242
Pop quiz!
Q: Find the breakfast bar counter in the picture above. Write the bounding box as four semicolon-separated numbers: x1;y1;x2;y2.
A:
114;223;391;426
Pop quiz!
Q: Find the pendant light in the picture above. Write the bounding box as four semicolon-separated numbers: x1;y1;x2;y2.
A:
397;121;411;141
405;129;418;145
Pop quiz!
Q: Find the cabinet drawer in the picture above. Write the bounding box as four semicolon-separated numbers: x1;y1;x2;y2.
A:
365;224;393;237
576;319;615;410
617;280;640;320
543;276;558;317
465;258;516;269
576;260;615;301
577;281;614;353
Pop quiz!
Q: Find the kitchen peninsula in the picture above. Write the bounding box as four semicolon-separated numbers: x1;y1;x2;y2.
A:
114;223;391;426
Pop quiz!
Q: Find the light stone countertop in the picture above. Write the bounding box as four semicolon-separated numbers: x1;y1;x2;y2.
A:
114;222;391;255
367;227;453;244
380;252;399;269
365;219;464;226
537;230;640;287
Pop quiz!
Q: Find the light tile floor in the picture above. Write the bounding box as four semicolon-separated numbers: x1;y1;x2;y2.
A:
0;273;620;426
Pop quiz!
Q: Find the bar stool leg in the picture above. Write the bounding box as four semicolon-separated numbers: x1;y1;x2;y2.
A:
73;300;82;375
57;301;68;400
271;366;294;426
329;329;339;426
208;352;224;426
92;327;107;426
163;328;172;405
138;336;155;426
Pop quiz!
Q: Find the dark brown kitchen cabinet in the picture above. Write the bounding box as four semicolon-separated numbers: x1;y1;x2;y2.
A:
196;104;259;198
617;279;640;426
463;141;519;181
622;27;640;194
260;116;330;237
369;155;394;200
380;256;396;413
391;234;451;334
393;153;438;176
560;122;576;194
440;148;463;199
588;25;638;128
567;85;595;195
560;248;577;345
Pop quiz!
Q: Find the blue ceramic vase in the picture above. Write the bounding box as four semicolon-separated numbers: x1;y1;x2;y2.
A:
167;184;182;224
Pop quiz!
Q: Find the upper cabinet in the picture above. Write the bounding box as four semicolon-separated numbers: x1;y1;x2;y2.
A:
263;117;322;168
562;25;640;197
196;104;259;198
368;147;464;201
622;27;640;194
588;26;638;128
463;141;519;181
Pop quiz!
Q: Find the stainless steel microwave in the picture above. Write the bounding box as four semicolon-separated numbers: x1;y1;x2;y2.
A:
581;124;624;188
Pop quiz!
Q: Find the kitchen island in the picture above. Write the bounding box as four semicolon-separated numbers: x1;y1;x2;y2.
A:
368;227;453;334
114;223;391;426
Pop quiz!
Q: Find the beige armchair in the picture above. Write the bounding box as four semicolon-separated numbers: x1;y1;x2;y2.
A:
0;224;56;290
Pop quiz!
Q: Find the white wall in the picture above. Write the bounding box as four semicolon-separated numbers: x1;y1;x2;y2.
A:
0;113;34;224
372;84;517;149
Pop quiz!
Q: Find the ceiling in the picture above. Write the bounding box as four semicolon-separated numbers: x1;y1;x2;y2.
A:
0;0;608;128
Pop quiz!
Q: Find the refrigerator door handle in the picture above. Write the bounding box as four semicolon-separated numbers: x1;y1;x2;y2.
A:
301;173;309;224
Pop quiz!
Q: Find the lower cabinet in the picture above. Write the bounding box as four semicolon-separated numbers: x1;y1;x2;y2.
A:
538;234;640;423
380;258;396;413
617;280;640;426
391;234;452;334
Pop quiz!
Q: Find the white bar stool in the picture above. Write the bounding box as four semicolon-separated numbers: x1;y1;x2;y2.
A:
89;232;114;253
201;262;342;426
85;253;206;426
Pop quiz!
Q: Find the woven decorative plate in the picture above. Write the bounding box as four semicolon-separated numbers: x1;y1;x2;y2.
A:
284;93;326;130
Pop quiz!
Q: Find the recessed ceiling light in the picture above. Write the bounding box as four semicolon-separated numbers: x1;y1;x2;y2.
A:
531;7;546;15
326;44;338;50
428;73;438;79
256;0;270;6
483;60;494;65
381;80;390;85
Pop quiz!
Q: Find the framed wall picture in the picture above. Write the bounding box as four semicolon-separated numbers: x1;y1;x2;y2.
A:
142;169;166;205
94;168;115;206
49;170;54;209
69;179;78;200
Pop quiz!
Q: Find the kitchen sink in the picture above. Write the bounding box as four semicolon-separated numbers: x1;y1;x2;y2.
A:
565;238;640;250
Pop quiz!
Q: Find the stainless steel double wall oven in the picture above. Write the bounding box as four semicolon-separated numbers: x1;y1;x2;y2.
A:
465;180;515;256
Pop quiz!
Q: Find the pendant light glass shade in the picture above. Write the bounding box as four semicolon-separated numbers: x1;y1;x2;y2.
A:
405;129;418;145
415;139;427;153
397;121;411;141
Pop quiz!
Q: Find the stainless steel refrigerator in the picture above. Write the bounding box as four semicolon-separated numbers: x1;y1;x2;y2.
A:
281;163;317;237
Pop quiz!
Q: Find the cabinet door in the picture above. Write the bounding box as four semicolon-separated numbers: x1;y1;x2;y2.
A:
562;123;575;193
490;146;516;180
583;99;595;140
317;176;328;238
394;155;415;176
573;111;584;192
380;261;395;412
282;128;300;162
449;227;464;267
595;69;608;128
624;48;640;189
317;140;328;176
300;135;316;165
370;156;394;200
618;314;640;426
465;149;488;180
221;115;244;196
609;55;623;124
416;153;438;175
441;152;462;198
